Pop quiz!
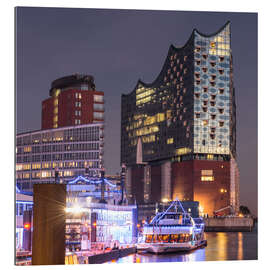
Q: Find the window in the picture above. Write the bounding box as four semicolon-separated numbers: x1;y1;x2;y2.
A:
81;84;88;90
219;56;225;62
218;69;224;75
218;108;224;114
202;54;208;60
93;103;104;111
210;42;216;48
203;87;208;93
93;95;104;103
75;119;81;125
75;110;81;116
211;114;216;120
202;107;208;112
93;112;104;120
219;88;225;94
201;169;214;181
202;67;208;73
75;102;81;107
75;93;82;99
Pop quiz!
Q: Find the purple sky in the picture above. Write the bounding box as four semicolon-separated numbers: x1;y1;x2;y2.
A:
16;7;257;215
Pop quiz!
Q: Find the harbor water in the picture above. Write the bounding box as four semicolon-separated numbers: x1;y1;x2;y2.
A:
107;226;257;263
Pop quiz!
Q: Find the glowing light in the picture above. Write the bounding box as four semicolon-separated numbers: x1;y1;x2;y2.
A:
65;204;88;213
162;198;169;203
24;223;30;230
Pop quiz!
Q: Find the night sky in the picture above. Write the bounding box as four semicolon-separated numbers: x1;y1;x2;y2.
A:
16;7;257;215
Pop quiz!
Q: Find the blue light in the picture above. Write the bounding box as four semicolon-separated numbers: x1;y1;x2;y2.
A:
16;201;33;205
67;175;117;187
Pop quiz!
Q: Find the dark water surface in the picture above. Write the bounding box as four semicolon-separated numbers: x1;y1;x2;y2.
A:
108;227;257;263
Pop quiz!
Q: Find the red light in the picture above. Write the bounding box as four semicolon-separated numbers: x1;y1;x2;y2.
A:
24;223;30;230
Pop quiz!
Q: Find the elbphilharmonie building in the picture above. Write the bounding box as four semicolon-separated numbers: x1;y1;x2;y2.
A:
121;22;239;215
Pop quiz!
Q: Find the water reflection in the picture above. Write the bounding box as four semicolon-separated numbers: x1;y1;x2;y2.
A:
238;232;243;260
107;230;257;263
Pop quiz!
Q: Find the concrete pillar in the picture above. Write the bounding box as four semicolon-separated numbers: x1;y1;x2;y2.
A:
143;165;151;203
32;184;66;265
161;161;171;201
125;167;132;203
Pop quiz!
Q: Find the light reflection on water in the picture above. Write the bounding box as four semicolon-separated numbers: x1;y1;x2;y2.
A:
107;229;257;263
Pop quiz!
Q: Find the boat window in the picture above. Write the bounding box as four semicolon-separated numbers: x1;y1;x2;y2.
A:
145;234;153;243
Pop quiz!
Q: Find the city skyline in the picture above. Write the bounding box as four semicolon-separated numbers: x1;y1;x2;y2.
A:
16;8;257;214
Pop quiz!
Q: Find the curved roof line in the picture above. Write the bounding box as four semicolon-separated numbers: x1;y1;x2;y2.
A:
124;21;230;96
194;20;230;38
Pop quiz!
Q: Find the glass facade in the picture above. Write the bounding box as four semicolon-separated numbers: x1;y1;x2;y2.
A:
121;22;235;166
193;24;233;155
16;123;104;192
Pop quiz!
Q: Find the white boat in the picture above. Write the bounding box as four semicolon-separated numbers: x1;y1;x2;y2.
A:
136;200;207;254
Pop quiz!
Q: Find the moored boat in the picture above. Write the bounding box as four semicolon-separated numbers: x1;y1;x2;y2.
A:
136;200;207;254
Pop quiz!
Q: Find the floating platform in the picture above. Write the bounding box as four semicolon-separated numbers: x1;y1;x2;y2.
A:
204;217;254;232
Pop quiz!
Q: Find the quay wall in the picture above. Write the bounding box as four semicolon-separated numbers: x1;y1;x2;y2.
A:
88;247;136;264
204;217;254;232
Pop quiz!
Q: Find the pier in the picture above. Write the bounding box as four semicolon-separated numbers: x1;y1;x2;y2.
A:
204;217;254;232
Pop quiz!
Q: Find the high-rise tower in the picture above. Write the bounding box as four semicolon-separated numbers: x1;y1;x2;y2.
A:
42;74;104;129
121;22;239;215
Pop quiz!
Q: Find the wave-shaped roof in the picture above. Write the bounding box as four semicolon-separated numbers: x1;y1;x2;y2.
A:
123;21;230;96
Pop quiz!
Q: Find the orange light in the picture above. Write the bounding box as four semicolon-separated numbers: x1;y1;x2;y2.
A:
93;222;96;227
24;223;30;230
137;224;140;228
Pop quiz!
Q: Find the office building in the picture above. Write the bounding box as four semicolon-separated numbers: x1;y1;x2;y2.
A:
16;123;104;192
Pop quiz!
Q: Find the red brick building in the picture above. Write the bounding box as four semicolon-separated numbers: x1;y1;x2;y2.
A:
42;74;104;129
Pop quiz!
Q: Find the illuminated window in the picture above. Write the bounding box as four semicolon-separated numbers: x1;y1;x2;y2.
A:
167;138;174;144
201;169;214;181
23;146;32;153
203;120;208;126
210;42;216;48
157;113;165;122
201;176;214;181
93;95;104;103
175;147;191;156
